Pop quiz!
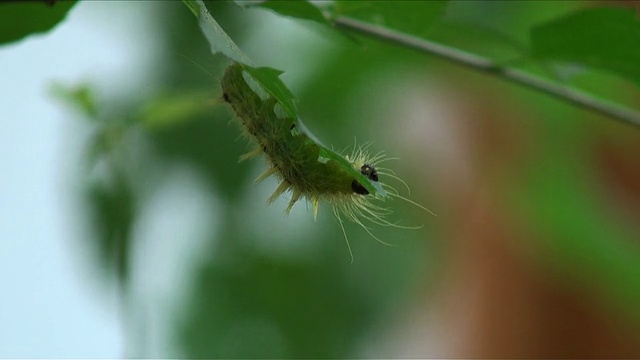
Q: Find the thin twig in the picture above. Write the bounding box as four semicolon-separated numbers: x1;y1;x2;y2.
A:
334;16;640;129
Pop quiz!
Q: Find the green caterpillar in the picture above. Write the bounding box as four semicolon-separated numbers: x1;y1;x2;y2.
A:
221;63;429;258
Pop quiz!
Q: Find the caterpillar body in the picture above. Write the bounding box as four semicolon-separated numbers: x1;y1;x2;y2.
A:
220;63;429;257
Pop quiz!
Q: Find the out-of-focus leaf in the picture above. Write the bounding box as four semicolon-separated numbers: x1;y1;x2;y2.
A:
531;7;640;87
178;241;373;358
87;174;135;284
150;113;254;202
332;0;448;38
0;1;77;45
246;0;360;46
50;82;98;119
252;0;330;26
137;92;211;129
429;19;528;61
87;124;128;166
441;1;582;48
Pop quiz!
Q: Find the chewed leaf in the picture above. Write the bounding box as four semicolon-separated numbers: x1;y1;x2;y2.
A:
184;0;253;65
182;1;299;123
243;66;298;121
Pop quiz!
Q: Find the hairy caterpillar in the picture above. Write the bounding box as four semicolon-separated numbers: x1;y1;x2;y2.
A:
220;63;430;259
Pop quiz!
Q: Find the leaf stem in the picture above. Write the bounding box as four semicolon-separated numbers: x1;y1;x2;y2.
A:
334;16;640;129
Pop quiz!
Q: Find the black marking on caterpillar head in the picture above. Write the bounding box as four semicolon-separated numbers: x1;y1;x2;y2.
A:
351;164;378;195
361;164;378;182
223;92;230;102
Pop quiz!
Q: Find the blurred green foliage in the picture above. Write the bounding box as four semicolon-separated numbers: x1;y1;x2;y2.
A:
332;0;448;37
5;0;640;357
531;7;640;86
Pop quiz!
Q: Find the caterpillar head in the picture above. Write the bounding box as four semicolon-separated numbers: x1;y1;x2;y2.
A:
351;163;378;195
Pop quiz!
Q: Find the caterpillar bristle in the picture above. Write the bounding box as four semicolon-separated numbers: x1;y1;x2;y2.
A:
268;180;289;205
255;165;277;184
285;190;302;214
332;207;354;263
378;171;411;195
312;197;320;221
239;147;262;162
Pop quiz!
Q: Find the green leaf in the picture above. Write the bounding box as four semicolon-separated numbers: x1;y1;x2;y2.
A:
243;66;297;120
252;0;330;26
183;0;253;65
0;1;77;45
332;0;448;38
87;174;135;284
181;1;298;122
50;82;98;119
531;7;640;87
247;0;360;47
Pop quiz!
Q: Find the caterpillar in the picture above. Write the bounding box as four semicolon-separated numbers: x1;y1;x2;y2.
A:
220;63;431;259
